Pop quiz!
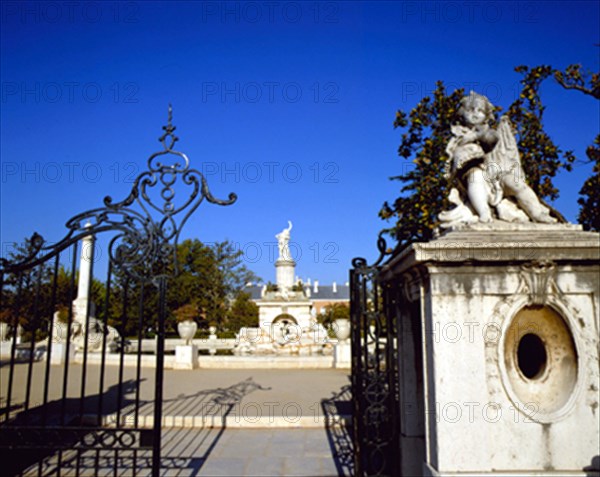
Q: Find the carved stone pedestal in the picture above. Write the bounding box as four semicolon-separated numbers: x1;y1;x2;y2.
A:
385;224;600;477
48;342;75;365
334;342;351;369
174;345;198;370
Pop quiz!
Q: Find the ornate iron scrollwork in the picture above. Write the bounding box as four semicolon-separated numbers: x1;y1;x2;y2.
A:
351;231;397;271
0;105;237;281
351;232;401;477
0;108;237;477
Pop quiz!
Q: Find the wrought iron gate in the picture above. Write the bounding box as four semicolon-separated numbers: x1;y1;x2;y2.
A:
0;107;236;476
350;234;401;477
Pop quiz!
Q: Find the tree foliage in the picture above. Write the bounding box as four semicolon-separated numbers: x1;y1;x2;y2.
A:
379;82;463;243
551;62;600;231
506;65;575;203
109;238;260;337
169;239;259;330
1;237;260;341
577;134;600;231
553;63;600;99
0;238;106;341
317;303;350;329
226;292;259;332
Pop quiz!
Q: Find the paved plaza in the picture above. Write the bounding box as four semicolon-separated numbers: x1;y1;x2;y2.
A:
2;363;353;476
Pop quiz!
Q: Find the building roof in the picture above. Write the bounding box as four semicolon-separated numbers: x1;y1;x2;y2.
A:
243;284;350;301
310;285;350;300
244;285;263;300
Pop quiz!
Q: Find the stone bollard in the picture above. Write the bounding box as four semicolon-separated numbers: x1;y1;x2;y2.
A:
174;344;199;369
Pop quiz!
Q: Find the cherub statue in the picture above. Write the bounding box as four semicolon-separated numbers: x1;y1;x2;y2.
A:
275;221;293;260
439;91;558;227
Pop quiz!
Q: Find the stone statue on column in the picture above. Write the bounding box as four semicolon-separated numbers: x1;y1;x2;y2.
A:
274;221;296;293
54;223;120;353
276;221;293;261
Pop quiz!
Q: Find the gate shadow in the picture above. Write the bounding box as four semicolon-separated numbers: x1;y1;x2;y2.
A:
321;382;354;477
139;377;271;476
2;376;271;476
0;378;145;476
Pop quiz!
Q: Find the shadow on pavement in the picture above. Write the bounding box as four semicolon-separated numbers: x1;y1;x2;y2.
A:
0;378;144;476
1;377;271;476
144;377;272;477
322;382;354;477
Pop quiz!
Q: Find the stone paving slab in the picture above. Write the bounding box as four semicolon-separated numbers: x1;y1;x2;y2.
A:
19;424;354;476
182;427;350;477
2;363;352;428
160;368;351;419
5;363;354;476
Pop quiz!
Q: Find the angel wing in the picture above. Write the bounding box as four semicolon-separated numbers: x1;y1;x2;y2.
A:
488;116;521;172
484;116;522;207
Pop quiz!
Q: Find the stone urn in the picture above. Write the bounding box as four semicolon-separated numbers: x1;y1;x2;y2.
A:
177;320;197;345
333;318;351;342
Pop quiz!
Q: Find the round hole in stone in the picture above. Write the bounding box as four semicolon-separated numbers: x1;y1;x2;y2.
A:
504;305;578;417
517;333;547;379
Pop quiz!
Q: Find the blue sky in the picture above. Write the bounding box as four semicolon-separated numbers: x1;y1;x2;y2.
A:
1;1;599;285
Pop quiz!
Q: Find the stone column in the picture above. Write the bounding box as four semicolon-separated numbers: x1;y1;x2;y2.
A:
73;222;95;321
384;223;600;477
276;258;296;290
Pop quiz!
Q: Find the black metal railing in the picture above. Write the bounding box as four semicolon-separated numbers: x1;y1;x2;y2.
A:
350;233;401;477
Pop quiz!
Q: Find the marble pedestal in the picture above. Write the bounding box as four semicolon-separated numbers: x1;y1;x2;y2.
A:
333;342;351;369
48;342;75;365
383;224;600;477
275;258;296;289
208;334;217;355
174;345;198;370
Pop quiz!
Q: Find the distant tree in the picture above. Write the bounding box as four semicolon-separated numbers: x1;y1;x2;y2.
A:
0;240;105;342
107;273;159;339
108;238;259;336
170;239;259;331
0;239;46;341
173;302;201;323
1;234;259;340
212;241;260;300
226;292;259;332
168;239;223;330
317;303;350;329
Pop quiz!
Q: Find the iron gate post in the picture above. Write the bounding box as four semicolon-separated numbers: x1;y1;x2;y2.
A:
350;234;401;477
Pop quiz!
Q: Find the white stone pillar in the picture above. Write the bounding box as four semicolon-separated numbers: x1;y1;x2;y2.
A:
333;342;351;369
73;223;94;320
48;342;75;365
387;224;600;477
275;258;296;290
